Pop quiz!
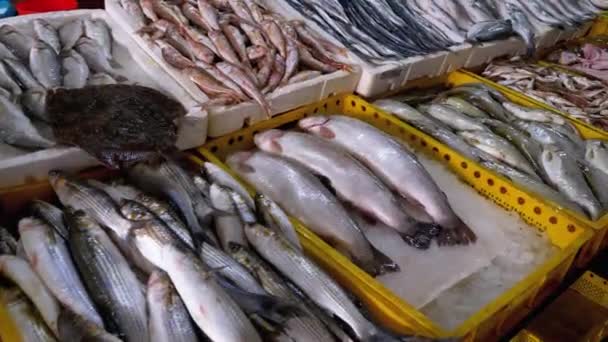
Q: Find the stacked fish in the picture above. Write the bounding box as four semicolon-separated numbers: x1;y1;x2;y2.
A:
375;84;608;221
282;0;603;64
117;0;347;117
225;115;477;267
483;60;608;131
0;17;126;160
0;158;411;342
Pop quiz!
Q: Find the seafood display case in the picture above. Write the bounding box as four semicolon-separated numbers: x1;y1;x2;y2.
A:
0;9;207;188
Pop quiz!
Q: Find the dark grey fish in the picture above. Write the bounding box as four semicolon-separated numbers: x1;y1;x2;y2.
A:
466;20;513;43
31;200;68;240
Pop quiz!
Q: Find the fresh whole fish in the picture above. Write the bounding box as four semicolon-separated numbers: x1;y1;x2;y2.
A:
120;0;147;29
505;2;536;56
228;188;257;224
126;200;263;342
147;271;198;342
61;49;90;89
541;145;603;219
227;150;397;275
255;194;302;250
0;41;17;59
209;183;248;251
440;96;488;118
0;60;23;97
4;58;44;91
2;287;58;342
0;93;55;148
30;41;62;89
0;25;35;61
255;129;434;241
466;20;513;43
84;19;113;59
421;104;488;131
18;217;103;328
75;37;119;76
31;200;68;241
503;102;565;124
67;209;149;342
299;115;477;246
216;61;272;118
34;19;61;55
58;19;84;51
245;223;387;341
586;140;608;173
0;255;61;337
445;86;512;122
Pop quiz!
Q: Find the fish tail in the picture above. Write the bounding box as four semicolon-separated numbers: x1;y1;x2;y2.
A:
437;218;477;247
398;221;442;250
366;245;399;276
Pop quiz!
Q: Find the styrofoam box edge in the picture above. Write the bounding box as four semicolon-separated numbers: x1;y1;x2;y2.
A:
0;9;208;188
105;0;361;138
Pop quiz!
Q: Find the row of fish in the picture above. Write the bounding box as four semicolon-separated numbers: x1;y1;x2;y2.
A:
483;59;608;131
282;0;604;64
226;115;477;269
375;84;608;221
0;17;127;159
0;156;431;341
118;0;347;117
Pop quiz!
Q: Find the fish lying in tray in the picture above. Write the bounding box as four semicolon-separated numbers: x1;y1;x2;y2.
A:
0;157;426;342
376;83;608;221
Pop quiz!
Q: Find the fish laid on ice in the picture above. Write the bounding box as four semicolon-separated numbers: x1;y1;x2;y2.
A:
30;42;62;89
0;93;55;149
61;49;90;89
209;183;248;251
33;19;61;55
0;25;35;62
58;19;84;51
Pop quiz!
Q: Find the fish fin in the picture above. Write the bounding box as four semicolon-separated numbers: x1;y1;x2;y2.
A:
437;218;477;247
366;246;400;276
397;221;442;250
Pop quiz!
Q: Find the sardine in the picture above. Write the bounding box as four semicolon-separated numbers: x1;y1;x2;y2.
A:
61;49;90;89
227;150;397;275
2;287;57;342
0;25;35;62
255;194;302;250
300;115;476;246
34;19;61;55
0;93;55;148
30;41;62;89
58;19;84;51
541;145;602;220
18;217;103;327
147;271;198;342
209;183;248;251
0;255;61;337
67;210;148;342
83;19;113;59
216;61;272;118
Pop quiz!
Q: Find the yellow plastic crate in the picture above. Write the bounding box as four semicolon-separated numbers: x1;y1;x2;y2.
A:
588;13;608;37
447;70;608;267
193;93;593;340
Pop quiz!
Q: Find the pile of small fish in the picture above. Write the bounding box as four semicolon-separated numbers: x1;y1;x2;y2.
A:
226;115;477;268
117;0;347;117
282;0;603;64
546;41;608;81
0;17;127;160
483;60;608;131
0;157;422;342
375;84;608;220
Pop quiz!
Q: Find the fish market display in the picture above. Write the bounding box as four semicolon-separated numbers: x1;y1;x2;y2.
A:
375;84;608;220
0;156;409;342
120;0;348;116
483;59;608;131
282;0;602;64
546;40;608;82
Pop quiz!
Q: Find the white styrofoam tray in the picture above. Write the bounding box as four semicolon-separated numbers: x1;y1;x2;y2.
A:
0;9;208;188
105;0;361;138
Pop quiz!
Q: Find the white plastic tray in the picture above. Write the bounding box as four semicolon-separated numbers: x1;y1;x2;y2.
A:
0;9;208;188
105;0;361;138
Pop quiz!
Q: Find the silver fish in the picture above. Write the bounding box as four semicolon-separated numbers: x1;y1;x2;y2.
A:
0;60;23;97
502;102;565;125
300;115;476;246
0;255;61;337
57;308;121;342
4;58;44;91
83;19;113;59
67;210;148;342
30;41;62;89
420;104;488;131
58;19;84;51
227;150;396;275
0;41;18;59
34;19;61;55
255;194;302;251
21;89;49;122
0;25;35;61
541;145;602;220
61;49;90;89
586;140;608;174
75;37;119;75
120;0;147;29
18;217;103;328
2;287;58;342
209;183;248;251
440;96;489;118
245;223;384;341
204;161;255;209
31;200;68;240
147;271;198;342
0;93;55;148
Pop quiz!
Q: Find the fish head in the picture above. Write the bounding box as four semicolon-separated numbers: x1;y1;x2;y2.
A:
120;199;154;221
209;183;233;212
226;151;256;173
63;208;99;232
147;270;172;299
298;116;335;139
48;170;80;200
254;129;285;154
